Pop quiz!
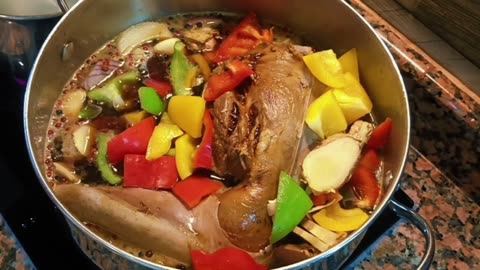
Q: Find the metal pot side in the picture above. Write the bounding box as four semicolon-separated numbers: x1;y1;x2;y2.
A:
24;0;409;269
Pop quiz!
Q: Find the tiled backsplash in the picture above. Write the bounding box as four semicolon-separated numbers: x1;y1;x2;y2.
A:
361;0;480;96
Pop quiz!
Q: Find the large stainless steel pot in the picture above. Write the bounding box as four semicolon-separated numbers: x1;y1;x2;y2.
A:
0;0;78;84
24;0;435;269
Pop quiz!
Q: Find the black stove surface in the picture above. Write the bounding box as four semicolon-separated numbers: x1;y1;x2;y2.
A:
0;48;414;270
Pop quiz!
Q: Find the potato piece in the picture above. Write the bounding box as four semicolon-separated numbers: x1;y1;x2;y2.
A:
72;125;97;156
63;90;86;122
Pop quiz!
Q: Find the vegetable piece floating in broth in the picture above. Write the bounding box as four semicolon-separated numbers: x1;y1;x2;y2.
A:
107;117;156;164
97;133;123;185
213;13;273;62
313;202;369;232
146;123;184;160
123;154;179;189
303;49;346;88
203;60;253;102
168;96;206;138
305;90;347;139
87;71;139;110
191;247;267;270
175;134;197;179
170;41;198;96
117;22;173;55
338;48;359;81
271;172;313;244
194;110;214;170
138;86;164;115
172;176;223;208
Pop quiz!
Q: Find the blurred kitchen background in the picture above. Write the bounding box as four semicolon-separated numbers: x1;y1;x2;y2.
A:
363;0;480;94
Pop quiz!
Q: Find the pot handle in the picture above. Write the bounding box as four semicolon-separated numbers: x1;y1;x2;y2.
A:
388;199;435;270
57;0;71;14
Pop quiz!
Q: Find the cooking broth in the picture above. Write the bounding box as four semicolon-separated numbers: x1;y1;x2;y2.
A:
44;12;385;269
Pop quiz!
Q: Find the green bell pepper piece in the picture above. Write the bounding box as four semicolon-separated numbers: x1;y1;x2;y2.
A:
138;86;164;115
97;133;123;185
87;71;139;110
271;171;313;244
171;41;198;96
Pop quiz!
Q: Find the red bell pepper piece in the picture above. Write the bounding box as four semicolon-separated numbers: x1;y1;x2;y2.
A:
124;155;179;189
143;78;173;97
194;110;214;169
349;165;381;210
172;176;223;208
203;60;253;101
367;118;393;150
191;248;267;270
107;117;155;164
214;13;273;63
359;149;381;172
311;193;340;207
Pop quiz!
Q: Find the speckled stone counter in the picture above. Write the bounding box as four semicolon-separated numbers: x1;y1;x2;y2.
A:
347;1;480;269
0;215;34;269
1;1;479;269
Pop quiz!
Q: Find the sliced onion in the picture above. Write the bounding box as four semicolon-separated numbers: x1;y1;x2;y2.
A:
301;219;340;246
153;38;180;55
117;22;173;55
83;60;121;90
293;227;329;252
54;162;81;183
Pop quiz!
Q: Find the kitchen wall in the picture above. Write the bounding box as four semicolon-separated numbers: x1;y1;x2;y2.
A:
395;0;480;67
360;0;480;95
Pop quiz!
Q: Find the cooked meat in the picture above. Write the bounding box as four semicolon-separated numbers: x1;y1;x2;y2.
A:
54;184;232;265
213;43;314;251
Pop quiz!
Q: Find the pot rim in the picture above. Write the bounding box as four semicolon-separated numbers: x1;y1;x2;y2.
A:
0;13;62;20
24;0;410;269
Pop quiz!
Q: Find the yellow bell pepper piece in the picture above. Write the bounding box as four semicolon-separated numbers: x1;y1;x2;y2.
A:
175;134;197;179
313;202;369;232
305;90;347;139
303;49;346;88
168;96;206;138
160;112;173;124
123;110;147;126
333;72;373;124
338;48;359;81
146;123;184;160
191;54;211;79
166;148;176;156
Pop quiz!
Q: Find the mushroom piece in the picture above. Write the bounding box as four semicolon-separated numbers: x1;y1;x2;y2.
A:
302;121;374;194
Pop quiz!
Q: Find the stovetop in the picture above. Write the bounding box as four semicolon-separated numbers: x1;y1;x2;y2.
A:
0;44;415;270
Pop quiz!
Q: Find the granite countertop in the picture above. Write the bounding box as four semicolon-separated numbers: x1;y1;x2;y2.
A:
1;1;479;269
